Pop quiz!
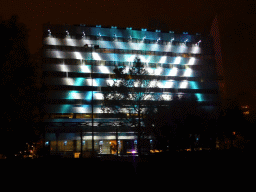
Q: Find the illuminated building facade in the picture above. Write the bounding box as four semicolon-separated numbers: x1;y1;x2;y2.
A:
42;24;221;157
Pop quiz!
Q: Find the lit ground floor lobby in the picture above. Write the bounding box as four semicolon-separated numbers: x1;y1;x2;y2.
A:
45;132;153;158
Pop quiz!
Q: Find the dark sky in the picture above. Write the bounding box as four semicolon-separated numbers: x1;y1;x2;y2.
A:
1;0;255;107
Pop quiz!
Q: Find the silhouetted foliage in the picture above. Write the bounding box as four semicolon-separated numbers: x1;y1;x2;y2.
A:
0;15;41;156
216;99;253;151
144;94;203;152
101;58;161;155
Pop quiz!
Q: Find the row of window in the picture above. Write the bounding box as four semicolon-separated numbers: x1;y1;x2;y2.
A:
46;113;123;120
43;75;210;86
44;45;213;59
44;62;199;70
45;101;217;120
45;33;201;47
43;58;212;69
43;84;219;94
43;99;200;105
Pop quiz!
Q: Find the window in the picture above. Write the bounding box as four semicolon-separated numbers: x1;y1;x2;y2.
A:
50;113;73;119
76;114;92;119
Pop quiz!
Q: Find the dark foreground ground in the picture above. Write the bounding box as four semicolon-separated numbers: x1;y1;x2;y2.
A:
1;151;253;190
2;151;253;178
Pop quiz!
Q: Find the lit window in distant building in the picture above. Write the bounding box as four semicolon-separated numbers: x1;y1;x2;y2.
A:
241;105;250;115
243;111;249;115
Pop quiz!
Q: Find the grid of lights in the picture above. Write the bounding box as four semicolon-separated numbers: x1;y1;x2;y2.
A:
42;24;221;157
46;29;201;47
43;25;216;116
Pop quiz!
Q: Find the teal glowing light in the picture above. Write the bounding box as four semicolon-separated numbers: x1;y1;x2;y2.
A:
195;93;203;102
190;81;203;101
163;80;173;88
60;105;70;113
85;91;93;101
126;55;136;62
190;81;198;89
74;78;85;86
94;78;100;86
114;41;125;49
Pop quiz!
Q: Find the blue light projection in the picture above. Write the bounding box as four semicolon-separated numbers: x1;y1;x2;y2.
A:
74;78;85;86
195;93;203;102
190;81;198;89
190;81;203;101
163;80;174;88
60;104;70;113
45;27;215;114
85;91;93;101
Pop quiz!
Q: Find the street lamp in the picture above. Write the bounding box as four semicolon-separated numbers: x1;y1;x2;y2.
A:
84;44;99;157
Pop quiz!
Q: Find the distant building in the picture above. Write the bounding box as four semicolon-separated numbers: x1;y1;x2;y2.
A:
42;24;222;157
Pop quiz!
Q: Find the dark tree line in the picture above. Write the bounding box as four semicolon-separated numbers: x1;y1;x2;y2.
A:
143;94;207;152
145;97;254;153
0;15;42;156
0;15;253;157
102;58;254;154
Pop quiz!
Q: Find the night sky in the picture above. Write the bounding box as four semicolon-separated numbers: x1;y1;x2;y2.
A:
1;0;255;108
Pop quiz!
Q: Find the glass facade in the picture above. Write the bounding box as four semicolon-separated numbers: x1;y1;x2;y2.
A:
42;24;220;157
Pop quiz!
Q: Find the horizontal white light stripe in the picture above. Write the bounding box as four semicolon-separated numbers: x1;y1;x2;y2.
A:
80;65;91;73
81;136;136;140
44;37;201;54
188;57;195;65
180;80;188;88
46;49;201;66
168;67;178;76
183;68;192;77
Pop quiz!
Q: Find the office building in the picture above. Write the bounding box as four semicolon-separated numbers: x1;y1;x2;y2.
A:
42;23;221;157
